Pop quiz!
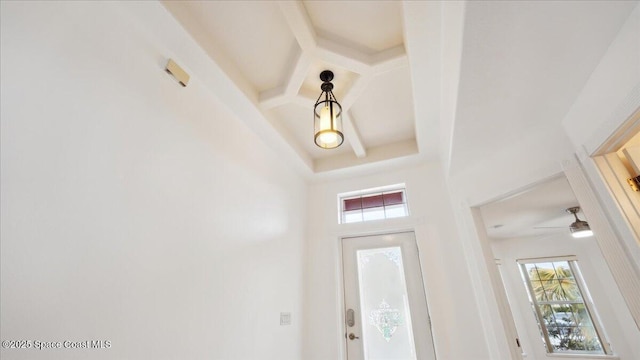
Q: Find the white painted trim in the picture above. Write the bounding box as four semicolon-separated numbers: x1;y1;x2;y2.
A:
455;203;517;360
278;0;316;52
473;207;525;360
335;235;348;360
315;37;371;74
370;45;408;73
585;85;640;156
343;111;366;158
258;51;312;109
593;153;640;243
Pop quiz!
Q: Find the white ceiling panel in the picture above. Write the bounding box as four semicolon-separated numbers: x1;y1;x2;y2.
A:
449;1;637;176
350;67;415;148
303;0;403;53
176;1;297;92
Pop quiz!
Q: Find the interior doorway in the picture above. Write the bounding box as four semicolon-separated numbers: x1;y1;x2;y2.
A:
475;174;640;359
591;107;640;253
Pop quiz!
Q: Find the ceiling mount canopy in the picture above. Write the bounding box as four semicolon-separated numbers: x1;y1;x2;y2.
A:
567;207;593;238
314;70;344;149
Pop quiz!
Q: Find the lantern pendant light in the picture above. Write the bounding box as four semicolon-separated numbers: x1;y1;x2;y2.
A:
314;70;344;149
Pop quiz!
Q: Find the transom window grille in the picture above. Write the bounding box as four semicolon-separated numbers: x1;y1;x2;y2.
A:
518;257;611;355
339;185;409;224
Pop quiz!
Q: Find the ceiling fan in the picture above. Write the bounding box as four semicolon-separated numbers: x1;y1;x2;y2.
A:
533;206;594;238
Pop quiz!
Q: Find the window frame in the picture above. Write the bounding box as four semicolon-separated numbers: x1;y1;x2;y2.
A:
337;184;409;224
517;256;612;356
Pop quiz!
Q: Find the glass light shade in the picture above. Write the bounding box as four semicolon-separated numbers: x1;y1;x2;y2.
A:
314;99;343;149
570;220;593;238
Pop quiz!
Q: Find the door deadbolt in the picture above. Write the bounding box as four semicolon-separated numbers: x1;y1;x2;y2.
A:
346;309;355;327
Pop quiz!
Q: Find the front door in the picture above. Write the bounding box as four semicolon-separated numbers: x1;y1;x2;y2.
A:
342;232;436;360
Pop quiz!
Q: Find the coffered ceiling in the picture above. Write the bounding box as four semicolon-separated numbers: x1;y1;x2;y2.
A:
162;0;444;175
162;0;637;177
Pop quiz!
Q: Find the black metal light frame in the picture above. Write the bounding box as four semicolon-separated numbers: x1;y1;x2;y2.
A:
314;70;344;149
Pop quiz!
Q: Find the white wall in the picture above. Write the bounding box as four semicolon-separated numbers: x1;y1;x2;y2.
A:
492;232;640;359
562;3;640;156
303;162;491;360
0;2;307;359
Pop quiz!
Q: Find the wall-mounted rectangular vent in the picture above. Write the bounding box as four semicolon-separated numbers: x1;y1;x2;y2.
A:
165;59;190;87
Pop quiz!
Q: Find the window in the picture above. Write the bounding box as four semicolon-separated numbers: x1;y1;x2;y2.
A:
339;185;409;224
518;257;611;355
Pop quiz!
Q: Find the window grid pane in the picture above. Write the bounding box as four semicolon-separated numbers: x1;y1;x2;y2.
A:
339;189;408;224
519;259;608;355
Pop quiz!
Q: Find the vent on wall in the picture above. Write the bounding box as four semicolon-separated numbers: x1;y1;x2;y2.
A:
165;59;190;87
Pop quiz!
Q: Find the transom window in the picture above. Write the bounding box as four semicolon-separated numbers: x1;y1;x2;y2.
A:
339;185;409;224
518;257;611;355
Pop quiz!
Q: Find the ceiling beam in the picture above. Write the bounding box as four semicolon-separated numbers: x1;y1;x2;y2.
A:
315;37;372;74
344;111;367;158
259;50;311;109
285;51;312;97
278;1;316;52
340;74;370;110
291;89;316;108
258;86;287;109
314;139;419;173
402;0;445;163
371;45;408;74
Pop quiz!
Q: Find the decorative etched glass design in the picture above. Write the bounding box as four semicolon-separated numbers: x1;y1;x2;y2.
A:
370;300;403;342
519;259;608;354
358;248;402;268
357;246;417;359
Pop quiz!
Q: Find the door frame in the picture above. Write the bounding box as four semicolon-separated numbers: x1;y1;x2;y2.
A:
468;205;525;359
335;226;435;360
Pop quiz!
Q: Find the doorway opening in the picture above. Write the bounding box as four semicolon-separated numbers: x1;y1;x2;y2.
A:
474;174;640;359
592;107;640;250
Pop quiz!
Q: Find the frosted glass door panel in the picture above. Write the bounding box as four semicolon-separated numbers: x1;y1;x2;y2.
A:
357;247;416;360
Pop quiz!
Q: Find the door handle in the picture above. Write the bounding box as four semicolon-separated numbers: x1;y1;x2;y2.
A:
348;333;360;340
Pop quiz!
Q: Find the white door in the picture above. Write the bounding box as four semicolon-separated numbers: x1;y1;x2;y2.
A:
342;232;436;360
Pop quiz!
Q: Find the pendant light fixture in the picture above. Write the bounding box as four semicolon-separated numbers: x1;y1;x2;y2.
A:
567;207;593;238
314;70;344;149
